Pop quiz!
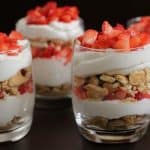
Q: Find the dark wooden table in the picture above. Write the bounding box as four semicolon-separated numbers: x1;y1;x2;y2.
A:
0;101;150;150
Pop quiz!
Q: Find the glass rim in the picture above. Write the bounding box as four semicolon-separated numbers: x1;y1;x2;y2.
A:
0;39;29;55
74;40;150;53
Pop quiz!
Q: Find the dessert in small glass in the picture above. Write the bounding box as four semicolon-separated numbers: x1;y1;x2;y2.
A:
0;31;35;142
16;2;84;100
72;21;150;143
127;16;150;34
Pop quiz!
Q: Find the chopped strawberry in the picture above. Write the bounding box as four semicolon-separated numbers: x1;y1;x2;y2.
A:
139;33;150;45
9;31;23;40
27;10;47;24
113;33;130;50
142;93;150;99
135;92;143;100
60;15;72;22
115;88;127;99
130;35;141;48
32;47;39;58
42;46;55;58
42;2;57;16
102;21;113;35
82;29;98;45
74;87;87;99
19;80;33;94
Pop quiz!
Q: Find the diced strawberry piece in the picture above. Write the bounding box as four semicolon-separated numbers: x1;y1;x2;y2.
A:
9;31;23;40
32;47;39;58
65;48;72;64
47;14;58;22
135;92;143;100
113;33;130;50
19;84;26;94
60;15;72;22
42;47;54;58
0;42;9;51
115;88;127;99
82;29;98;45
42;2;57;16
139;33;150;45
130;35;141;48
142;93;150;99
114;24;125;31
19;80;33;94
74;87;87;100
27;10;47;24
102;21;113;35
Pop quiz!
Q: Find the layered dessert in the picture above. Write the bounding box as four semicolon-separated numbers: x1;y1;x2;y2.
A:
16;2;84;98
128;16;150;34
72;21;150;143
0;31;34;132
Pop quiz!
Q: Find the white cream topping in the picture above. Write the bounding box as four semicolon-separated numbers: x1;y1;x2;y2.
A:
0;40;32;81
33;58;71;86
0;93;35;126
16;18;84;41
74;44;150;77
73;96;150;119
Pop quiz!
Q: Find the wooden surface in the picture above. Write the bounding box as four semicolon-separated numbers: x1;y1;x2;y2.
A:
0;101;150;150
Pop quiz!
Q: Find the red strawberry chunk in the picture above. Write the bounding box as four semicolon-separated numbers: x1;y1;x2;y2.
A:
9;31;23;40
113;33;130;50
82;29;98;45
102;21;113;35
115;88;127;99
74;87;87;100
19;80;33;95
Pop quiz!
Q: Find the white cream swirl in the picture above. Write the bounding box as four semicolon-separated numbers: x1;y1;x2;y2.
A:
0;40;32;81
74;44;150;76
16;18;84;41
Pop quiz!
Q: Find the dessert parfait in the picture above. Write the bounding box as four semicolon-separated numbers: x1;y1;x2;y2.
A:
0;31;35;142
72;21;150;143
16;2;84;99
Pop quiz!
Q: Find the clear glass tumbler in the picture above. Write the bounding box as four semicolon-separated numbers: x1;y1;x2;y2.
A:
0;39;35;142
72;41;150;143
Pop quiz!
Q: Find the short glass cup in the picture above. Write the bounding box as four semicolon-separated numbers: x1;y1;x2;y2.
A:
72;41;150;143
0;40;35;142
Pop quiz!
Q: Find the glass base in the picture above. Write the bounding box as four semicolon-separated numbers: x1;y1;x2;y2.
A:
78;125;148;144
36;94;72;110
0;119;32;143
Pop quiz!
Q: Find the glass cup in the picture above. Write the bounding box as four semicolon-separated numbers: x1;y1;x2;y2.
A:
72;41;150;143
0;40;35;142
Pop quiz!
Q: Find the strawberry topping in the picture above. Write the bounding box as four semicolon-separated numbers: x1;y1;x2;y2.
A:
27;2;79;24
78;21;150;51
0;31;23;55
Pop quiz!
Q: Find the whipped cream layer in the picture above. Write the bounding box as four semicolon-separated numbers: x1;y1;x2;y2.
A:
73;96;150;119
33;58;71;86
16;18;84;41
74;44;150;77
0;93;34;126
0;40;32;81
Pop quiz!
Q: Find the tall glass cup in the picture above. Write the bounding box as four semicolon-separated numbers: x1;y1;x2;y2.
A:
72;41;150;143
0;40;35;142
